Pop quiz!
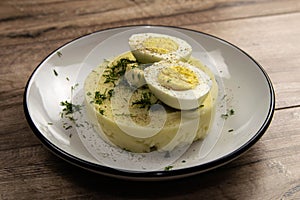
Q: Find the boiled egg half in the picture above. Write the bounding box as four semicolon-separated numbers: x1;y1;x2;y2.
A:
144;61;212;110
129;33;192;63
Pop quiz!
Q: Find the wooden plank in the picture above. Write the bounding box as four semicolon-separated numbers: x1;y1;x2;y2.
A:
1;0;300;46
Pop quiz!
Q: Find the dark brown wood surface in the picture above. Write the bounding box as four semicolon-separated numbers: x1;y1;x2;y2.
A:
1;0;300;199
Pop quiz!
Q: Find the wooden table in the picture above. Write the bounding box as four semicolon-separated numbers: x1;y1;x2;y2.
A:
1;0;300;199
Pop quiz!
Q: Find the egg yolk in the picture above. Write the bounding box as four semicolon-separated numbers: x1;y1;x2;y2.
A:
142;37;178;54
158;65;199;91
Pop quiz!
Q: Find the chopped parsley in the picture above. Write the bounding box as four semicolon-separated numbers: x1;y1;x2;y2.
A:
53;69;58;76
164;166;173;171
132;92;154;109
60;100;81;116
92;88;114;107
64;125;72;130
57;51;62;57
71;83;79;92
60;100;81;131
221;94;227;100
99;109;105;115
221;113;229;119
107;89;114;100
103;58;138;86
94;90;108;105
58;83;82;133
221;109;235;119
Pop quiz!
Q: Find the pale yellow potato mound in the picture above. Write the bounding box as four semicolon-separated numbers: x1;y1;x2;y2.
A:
84;52;218;153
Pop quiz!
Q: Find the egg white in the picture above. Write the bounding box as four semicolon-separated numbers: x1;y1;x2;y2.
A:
144;61;212;110
129;33;192;63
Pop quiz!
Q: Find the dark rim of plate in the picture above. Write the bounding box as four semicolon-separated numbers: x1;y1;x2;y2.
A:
23;25;275;180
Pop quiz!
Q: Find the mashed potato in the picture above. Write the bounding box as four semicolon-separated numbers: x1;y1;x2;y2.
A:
84;52;218;153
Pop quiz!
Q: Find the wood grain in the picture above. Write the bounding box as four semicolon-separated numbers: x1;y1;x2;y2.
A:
1;0;300;199
1;0;300;45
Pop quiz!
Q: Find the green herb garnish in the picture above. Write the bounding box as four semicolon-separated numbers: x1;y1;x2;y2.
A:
60;100;81;127
71;83;79;92
53;69;58;76
221;114;229;119
59;84;82;131
94;90;108;105
221;109;235;119
103;58;138;86
221;94;227;100
99;109;105;115
107;89;114;100
132;92;154;109
65;125;72;130
164;166;173;171
57;51;62;57
60;100;81;115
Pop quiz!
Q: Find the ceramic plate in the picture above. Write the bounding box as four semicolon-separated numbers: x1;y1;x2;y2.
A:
24;25;275;180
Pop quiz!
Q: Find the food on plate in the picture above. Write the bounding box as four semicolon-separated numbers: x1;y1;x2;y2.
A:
84;33;217;153
129;33;192;63
144;60;212;110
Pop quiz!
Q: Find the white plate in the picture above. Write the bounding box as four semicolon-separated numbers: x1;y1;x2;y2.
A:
24;25;275;180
